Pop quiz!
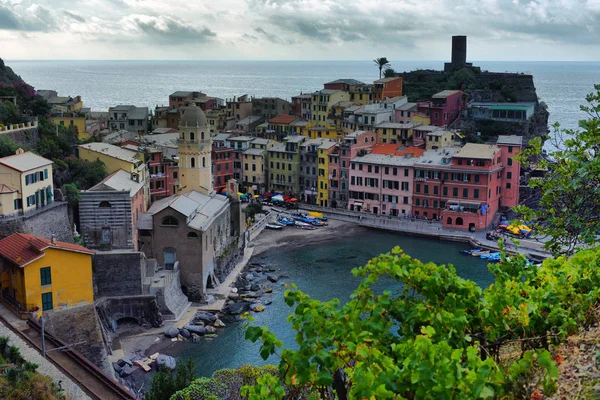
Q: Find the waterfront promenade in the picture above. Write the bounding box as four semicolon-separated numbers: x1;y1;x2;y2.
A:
292;204;551;260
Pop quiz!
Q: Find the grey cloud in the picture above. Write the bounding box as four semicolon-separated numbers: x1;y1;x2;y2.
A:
247;0;600;47
248;1;418;46
0;4;57;32
131;16;217;44
63;10;85;23
242;33;259;41
253;27;296;44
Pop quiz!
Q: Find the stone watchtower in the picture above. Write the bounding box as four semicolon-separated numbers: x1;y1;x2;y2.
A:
444;35;473;73
177;106;213;195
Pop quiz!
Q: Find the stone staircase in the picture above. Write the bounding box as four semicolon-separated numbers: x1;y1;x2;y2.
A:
144;261;191;322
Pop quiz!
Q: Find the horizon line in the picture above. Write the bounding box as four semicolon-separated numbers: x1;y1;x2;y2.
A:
5;59;600;63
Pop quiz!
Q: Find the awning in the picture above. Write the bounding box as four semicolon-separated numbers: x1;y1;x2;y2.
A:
352;201;363;206
446;200;482;208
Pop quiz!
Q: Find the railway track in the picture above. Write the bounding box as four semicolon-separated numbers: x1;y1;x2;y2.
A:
0;310;135;399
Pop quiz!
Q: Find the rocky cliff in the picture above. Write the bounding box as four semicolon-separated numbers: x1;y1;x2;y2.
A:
401;68;549;144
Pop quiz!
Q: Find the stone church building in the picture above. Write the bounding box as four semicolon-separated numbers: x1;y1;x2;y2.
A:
137;106;245;300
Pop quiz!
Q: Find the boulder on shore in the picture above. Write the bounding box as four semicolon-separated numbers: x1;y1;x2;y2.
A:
119;365;135;377
214;318;226;327
205;326;217;334
184;325;206;336
156;355;177;370
251;304;266;312
194;311;217;324
179;328;191;338
164;327;179;338
267;275;279;283
228;302;250;315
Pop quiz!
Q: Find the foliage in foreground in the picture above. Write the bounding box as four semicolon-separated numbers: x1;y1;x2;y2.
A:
517;83;600;256
146;359;196;400
240;243;600;399
169;364;278;400
0;336;65;399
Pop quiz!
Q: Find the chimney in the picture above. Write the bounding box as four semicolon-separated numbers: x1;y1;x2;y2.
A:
51;234;56;244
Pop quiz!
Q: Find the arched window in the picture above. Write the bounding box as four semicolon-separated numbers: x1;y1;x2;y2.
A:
446;217;452;225
161;216;179;226
99;201;111;208
187;232;198;238
202;157;206;168
190;157;195;168
364;137;368;143
456;217;464;226
190;131;195;141
201;132;205;140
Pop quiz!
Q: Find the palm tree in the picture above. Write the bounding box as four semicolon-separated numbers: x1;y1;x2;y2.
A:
374;57;391;79
383;67;396;78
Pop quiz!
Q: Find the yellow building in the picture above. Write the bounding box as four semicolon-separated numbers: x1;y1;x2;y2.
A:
52;115;88;140
206;108;228;133
0;149;54;216
412;113;431;125
426;130;457;150
77;142;149;205
317;140;336;207
0;233;94;317
375;122;423;145
242;138;276;194
311;90;350;124
302;123;343;140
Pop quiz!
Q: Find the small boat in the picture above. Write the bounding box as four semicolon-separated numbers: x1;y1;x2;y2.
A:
471;250;490;257
266;223;283;230
278;218;295;226
461;248;482;255
480;252;500;259
294;221;310;227
301;225;316;230
311;220;326;226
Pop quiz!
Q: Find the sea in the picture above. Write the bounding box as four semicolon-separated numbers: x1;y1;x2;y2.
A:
7;60;600;135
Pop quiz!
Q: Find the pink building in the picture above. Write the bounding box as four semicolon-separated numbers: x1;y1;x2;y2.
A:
148;149;179;203
417;90;465;127
410;136;522;230
394;102;418;124
348;153;418;216
328;130;377;209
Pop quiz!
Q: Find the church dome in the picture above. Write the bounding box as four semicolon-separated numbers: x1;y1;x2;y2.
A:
179;106;207;128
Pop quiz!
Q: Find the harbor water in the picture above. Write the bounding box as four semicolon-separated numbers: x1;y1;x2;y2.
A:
162;229;492;377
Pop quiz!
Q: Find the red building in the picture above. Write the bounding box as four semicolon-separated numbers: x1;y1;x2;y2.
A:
410;136;522;230
148;149;179;203
418;90;465;127
373;77;403;101
328;130;377;209
212;137;233;193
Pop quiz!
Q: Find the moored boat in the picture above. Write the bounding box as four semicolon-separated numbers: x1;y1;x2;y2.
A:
266;223;283;230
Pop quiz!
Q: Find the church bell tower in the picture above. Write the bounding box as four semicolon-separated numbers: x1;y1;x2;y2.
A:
177;106;213;195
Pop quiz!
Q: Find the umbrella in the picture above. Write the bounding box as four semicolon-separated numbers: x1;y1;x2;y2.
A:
290;198;298;202
253;195;260;198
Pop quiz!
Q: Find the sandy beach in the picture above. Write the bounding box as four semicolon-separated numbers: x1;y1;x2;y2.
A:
250;218;367;256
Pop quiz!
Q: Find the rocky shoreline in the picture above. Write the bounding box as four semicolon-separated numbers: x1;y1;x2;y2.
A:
110;220;364;391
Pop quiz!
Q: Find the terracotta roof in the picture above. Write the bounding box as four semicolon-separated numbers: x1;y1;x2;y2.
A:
268;115;298;125
0;233;94;267
371;144;426;157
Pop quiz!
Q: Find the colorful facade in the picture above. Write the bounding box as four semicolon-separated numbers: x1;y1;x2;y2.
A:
418;90;465;127
148;150;179;203
316;140;336;207
242;139;276;195
0;150;54;216
212;137;234;193
311;90;350;124
0;233;94;316
267;136;306;195
373;77;403;101
328;131;377;209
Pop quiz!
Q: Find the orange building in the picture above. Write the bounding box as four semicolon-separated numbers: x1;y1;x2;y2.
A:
373;77;403;101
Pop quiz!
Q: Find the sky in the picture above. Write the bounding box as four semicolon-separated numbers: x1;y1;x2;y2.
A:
1;0;600;61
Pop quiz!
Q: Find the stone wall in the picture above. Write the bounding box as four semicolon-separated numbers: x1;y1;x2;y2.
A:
0;125;39;147
0;201;73;242
93;250;144;298
96;295;163;330
79;191;133;249
214;237;243;284
43;303;113;377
